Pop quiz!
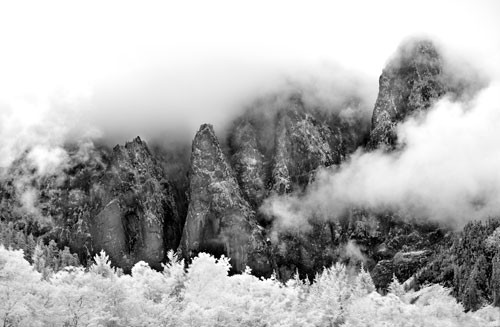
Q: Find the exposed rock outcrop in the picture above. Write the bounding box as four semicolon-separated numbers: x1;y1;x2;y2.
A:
270;96;342;194
180;124;271;274
227;94;354;279
0;138;182;271
229;120;266;208
1;37;492;311
362;39;455;289
368;39;446;150
229;94;347;202
89;137;182;270
371;250;433;290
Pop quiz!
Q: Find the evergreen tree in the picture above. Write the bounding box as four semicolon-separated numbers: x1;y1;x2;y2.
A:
354;265;375;296
32;243;48;277
388;274;405;299
59;246;79;268
90;250;115;278
463;267;480;311
25;234;36;262
491;250;500;307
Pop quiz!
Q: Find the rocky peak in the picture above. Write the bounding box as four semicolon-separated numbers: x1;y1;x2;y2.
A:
270;96;341;193
229;119;266;208
180;124;271;274
368;39;446;150
228;93;345;200
124;136;150;154
90;137;181;271
190;124;233;176
112;136;161;176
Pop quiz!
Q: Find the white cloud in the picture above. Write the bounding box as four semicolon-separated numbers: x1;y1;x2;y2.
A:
1;0;500;228
0;0;499;150
263;84;500;227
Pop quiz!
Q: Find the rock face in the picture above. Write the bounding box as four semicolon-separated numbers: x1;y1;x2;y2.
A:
180;124;271;274
1;37;492;312
229;94;348;202
229;120;266;208
224;40;460;281
371;250;433;290
264;98;348;279
0;137;182;271
368;39;446;150
226;94;362;279
363;40;454;288
270;96;342;194
89;137;182;270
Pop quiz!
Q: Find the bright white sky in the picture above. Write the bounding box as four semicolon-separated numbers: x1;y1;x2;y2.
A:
0;0;499;143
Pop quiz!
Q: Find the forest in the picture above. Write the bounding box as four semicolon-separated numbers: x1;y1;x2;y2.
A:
1;3;500;326
1;244;499;327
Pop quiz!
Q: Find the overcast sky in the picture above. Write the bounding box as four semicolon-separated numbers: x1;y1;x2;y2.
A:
1;1;500;225
0;0;499;145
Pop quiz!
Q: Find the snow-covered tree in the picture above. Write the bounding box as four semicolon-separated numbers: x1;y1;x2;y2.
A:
1;246;500;326
388;274;405;299
0;246;42;327
353;264;376;297
89;250;116;278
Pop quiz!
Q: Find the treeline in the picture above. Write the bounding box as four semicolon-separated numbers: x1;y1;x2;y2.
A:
0;221;80;278
1;245;499;327
416;219;500;311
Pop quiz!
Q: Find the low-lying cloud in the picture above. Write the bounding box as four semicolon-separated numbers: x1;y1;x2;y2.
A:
1;1;500;227
262;83;500;227
0;62;374;222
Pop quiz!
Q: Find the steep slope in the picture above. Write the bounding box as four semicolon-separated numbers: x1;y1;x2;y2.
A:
368;39;446;149
0;138;183;271
229;120;266;208
179;124;271;275
365;38;487;292
264;97;347;279
227;94;363;279
1;37;494;312
224;39;479;283
270;95;342;194
413;220;500;311
362;39;453;287
229;94;350;202
88;137;182;270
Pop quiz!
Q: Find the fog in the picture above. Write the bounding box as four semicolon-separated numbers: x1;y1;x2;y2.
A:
262;83;500;227
1;1;499;155
1;1;500;225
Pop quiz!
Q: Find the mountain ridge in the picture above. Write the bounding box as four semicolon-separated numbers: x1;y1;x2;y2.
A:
0;38;498;310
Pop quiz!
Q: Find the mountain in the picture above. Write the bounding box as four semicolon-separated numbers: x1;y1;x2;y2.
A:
179;124;271;275
0;38;497;310
88;137;183;270
368;39;446;149
0;137;183;271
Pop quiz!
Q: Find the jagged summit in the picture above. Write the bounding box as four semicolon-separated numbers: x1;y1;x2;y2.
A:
180;123;271;274
198;123;214;131
1;37;496;311
391;38;441;68
229;119;266;208
368;38;446;150
85;136;183;271
228;93;347;201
